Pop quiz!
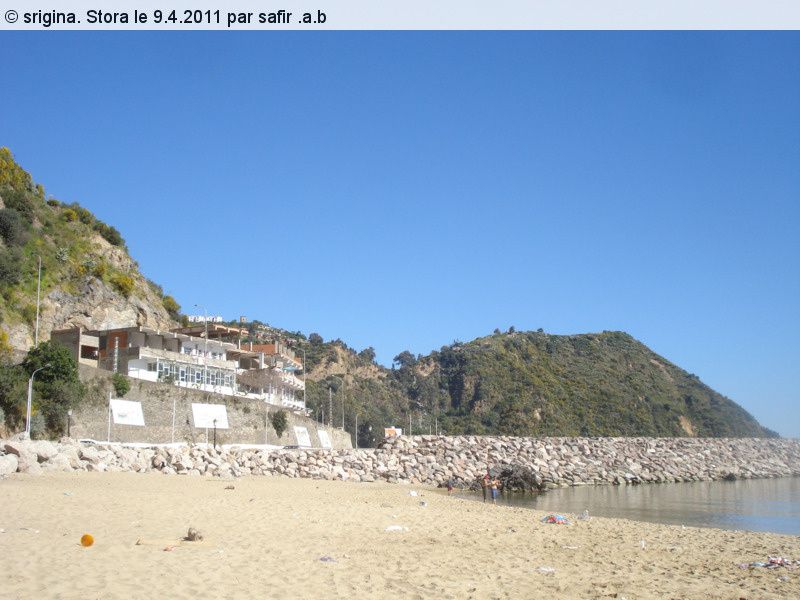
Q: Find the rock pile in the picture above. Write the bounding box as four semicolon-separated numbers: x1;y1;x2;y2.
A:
2;435;799;489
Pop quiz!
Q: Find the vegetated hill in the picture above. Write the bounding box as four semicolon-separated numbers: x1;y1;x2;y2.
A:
0;148;179;351
299;330;777;445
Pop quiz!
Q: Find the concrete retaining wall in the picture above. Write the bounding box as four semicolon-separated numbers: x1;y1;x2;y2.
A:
71;365;352;449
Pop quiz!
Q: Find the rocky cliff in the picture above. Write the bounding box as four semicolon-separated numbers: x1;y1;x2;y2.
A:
0;148;177;351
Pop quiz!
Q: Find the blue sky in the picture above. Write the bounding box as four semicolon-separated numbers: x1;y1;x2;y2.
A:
1;33;798;436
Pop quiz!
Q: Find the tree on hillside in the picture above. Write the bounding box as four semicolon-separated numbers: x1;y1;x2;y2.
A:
393;351;417;370
309;332;323;345
21;341;85;435
358;347;376;363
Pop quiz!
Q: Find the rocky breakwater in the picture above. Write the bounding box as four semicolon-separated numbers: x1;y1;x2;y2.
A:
2;436;799;490
378;435;800;490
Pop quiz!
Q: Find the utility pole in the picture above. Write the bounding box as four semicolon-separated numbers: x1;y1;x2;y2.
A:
328;387;332;429
354;412;358;449
34;256;42;346
302;348;307;409
341;376;345;430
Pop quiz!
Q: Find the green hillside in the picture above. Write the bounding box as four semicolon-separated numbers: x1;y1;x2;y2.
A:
0;148;180;350
300;330;776;445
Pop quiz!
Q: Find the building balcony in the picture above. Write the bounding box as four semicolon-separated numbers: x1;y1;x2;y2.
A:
137;346;237;370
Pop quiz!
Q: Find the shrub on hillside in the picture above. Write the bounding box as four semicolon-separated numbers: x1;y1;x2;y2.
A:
0;148;34;190
0;188;35;223
0;208;29;247
92;261;107;279
110;273;134;297
112;372;130;397
21;304;37;326
269;410;288;438
93;221;124;247
62;208;78;222
0;248;22;286
162;295;181;319
68;203;94;225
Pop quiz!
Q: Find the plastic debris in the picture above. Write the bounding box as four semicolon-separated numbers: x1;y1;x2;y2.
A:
419;500;428;507
185;527;203;541
578;509;590;520
562;545;580;550
640;539;646;550
408;490;418;497
540;514;571;525
385;525;409;532
739;556;800;569
536;566;556;574
318;555;337;563
80;533;94;547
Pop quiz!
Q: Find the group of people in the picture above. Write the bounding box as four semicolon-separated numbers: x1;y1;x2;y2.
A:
443;473;503;503
481;473;502;503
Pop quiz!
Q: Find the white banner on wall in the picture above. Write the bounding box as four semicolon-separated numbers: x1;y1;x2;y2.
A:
294;426;312;448
191;403;229;429
317;429;332;449
110;399;145;426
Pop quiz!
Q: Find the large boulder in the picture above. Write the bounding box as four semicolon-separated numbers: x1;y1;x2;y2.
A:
79;446;102;464
42;453;73;472
0;454;18;475
31;440;58;462
4;441;39;474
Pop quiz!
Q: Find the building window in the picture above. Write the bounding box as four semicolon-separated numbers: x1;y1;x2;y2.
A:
147;362;157;372
179;368;186;382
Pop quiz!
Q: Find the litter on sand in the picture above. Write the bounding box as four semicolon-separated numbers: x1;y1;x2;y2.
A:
540;514;571;525
536;566;556;574
318;555;337;563
738;557;800;570
408;490;418;497
384;525;409;532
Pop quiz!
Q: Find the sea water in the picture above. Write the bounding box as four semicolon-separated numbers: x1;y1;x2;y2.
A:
466;477;800;535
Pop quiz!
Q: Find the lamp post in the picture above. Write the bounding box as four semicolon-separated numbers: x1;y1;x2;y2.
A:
194;304;208;391
25;364;50;438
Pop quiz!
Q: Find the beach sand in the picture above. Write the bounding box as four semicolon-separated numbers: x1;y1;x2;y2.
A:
1;472;798;599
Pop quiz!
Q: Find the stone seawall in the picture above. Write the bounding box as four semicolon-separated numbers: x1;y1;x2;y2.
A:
2;435;798;487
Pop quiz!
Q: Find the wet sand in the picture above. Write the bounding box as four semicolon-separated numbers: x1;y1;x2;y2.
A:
1;472;798;599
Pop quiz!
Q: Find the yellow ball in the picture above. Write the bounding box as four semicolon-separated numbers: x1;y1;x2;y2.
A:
80;534;94;547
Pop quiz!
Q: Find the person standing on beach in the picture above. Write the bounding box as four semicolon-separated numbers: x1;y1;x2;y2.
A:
491;478;500;504
481;473;491;502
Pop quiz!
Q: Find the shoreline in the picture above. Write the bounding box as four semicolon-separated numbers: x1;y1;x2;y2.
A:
2;471;799;599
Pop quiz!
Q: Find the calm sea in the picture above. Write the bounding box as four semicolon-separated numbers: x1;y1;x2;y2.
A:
463;477;800;535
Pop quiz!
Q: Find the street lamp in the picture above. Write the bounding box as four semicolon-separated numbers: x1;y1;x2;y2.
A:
25;363;50;438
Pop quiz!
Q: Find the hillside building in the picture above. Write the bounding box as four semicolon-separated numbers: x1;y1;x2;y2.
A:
51;325;306;412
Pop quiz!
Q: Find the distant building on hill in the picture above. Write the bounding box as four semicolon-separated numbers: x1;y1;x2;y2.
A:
185;315;224;323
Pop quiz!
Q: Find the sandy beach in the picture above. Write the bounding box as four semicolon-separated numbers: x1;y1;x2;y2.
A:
1;472;798;600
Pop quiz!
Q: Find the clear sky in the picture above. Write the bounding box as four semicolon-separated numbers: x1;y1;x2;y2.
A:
1;32;797;436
